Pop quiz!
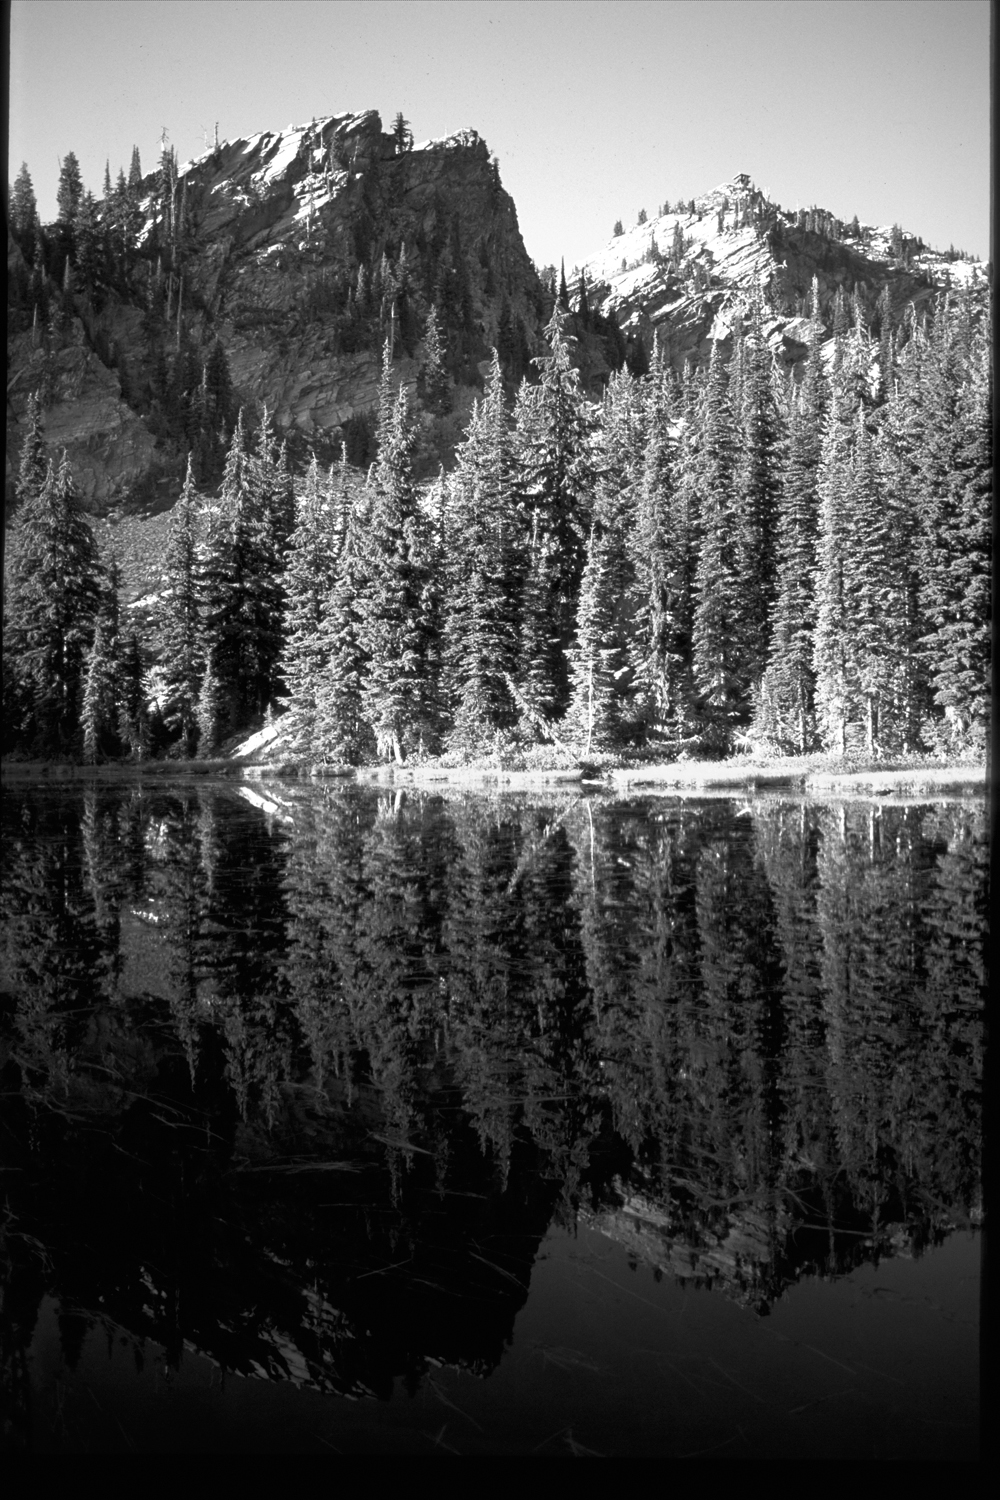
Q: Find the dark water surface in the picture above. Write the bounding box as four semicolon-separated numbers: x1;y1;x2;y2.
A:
0;779;985;1456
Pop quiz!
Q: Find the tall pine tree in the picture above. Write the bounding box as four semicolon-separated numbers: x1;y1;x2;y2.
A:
442;350;521;750
691;342;742;740
356;348;436;761
156;456;205;755
4;452;101;755
754;309;826;752
280;454;341;750
511;309;596;718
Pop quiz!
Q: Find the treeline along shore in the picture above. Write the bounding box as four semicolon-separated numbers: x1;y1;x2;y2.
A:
3;281;991;775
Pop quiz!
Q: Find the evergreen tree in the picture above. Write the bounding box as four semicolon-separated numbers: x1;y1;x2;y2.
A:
122;146;145;257
630;362;697;738
128;145;143;193
915;314;992;749
3;453;101;755
691;342;743;739
566;524;627;752
442;351;521;749
875;283;895;399
157;457;205;755
118;631;150;759
196;338;236;476
195;647;223;757
576;272;590;327
754;313;826;751
511;310;596;718
731;295;783;698
15;391;49;507
74;191;102;293
314;500;370;764
356;350;436;761
10;162;38;247
81;559;123;762
812;398;914;758
812;411;853;754
516;513;560;728
587;369;645;732
202;408;288;734
843;418;910;753
56;151;84;230
418;305;450;413
280;454;341;750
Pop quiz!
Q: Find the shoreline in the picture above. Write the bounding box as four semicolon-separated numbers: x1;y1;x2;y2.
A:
2;755;989;799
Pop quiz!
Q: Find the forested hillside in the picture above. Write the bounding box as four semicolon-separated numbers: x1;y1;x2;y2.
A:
3;267;990;764
6;113;547;508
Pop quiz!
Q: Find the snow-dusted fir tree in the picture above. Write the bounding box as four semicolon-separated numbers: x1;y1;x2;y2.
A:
811;408;854;755
731;292;782;697
588;367;645;734
512;309;596;719
442;350;521;750
356;347;436;761
926;321;993;747
203;408;287;735
691;342;742;739
118;630;150;759
566;523;627;752
754;298;826;752
629;358;697;739
248;407;292;706
81;555;124;762
908;285;992;751
843;416;909;753
195;646;223;757
279;453;341;750
4;451;101;755
156;456;205;755
314;499;371;764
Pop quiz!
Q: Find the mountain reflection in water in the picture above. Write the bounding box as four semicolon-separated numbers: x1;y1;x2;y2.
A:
0;782;984;1449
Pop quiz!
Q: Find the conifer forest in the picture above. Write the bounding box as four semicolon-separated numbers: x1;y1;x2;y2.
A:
4;278;990;768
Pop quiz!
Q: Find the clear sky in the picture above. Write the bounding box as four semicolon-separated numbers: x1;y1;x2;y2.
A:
8;0;992;269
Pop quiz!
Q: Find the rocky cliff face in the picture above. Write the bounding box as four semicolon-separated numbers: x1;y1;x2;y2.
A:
7;144;986;515
572;172;985;374
7;110;546;511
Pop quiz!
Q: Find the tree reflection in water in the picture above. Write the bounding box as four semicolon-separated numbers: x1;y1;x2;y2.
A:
0;781;984;1444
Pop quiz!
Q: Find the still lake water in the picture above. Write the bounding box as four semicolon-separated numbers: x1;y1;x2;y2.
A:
0;778;985;1457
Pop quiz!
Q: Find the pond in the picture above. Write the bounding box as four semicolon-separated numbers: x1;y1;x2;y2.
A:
0;778;985;1456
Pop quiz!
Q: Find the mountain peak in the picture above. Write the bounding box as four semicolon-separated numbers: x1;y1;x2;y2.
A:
6;106;542;506
578;175;985;372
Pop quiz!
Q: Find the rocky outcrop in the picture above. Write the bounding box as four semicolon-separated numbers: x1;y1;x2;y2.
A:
7;146;986;515
7;315;162;508
574;174;986;371
7;111;546;512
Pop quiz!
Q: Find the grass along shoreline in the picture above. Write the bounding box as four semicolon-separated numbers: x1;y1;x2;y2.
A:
2;745;988;797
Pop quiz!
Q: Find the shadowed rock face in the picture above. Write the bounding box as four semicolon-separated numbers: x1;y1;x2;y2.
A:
7;111;546;511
